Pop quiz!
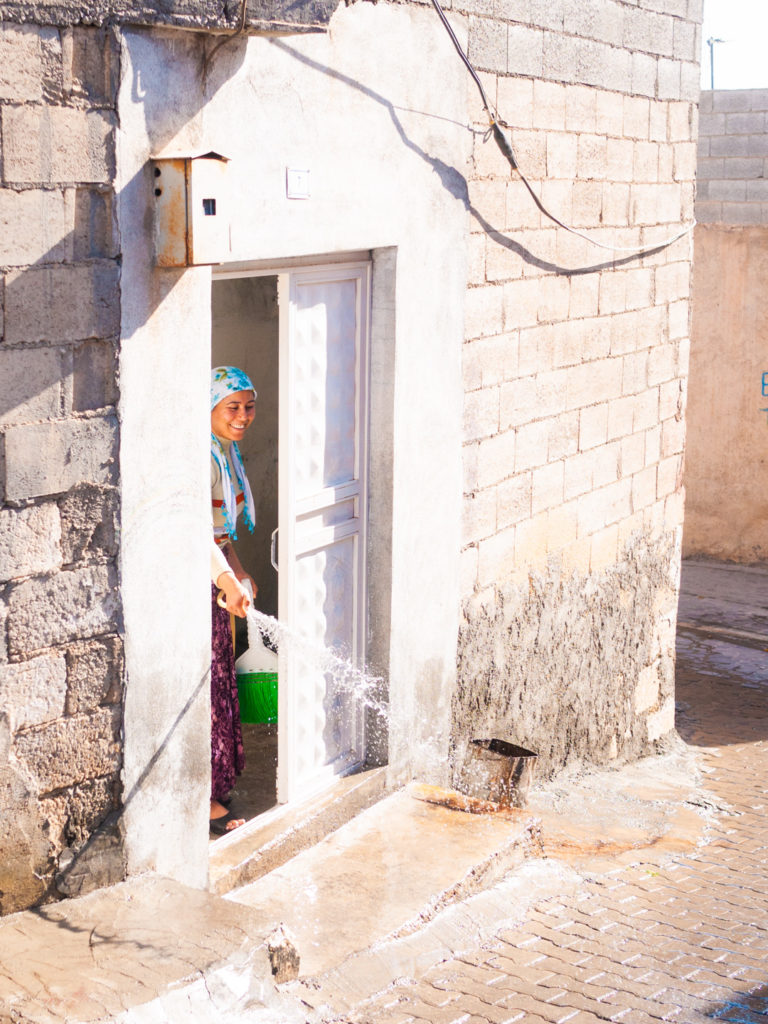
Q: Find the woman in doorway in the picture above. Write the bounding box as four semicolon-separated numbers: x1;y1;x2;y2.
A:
210;365;258;835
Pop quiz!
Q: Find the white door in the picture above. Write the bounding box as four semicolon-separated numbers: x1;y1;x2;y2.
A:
277;262;371;803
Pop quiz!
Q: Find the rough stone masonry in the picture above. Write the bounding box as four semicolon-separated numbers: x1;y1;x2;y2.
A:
0;23;124;913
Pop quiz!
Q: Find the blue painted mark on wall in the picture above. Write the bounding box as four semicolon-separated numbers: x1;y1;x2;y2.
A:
763;371;768;396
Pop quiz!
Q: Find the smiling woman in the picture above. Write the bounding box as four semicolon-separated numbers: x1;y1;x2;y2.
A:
209;365;259;835
211;390;256;442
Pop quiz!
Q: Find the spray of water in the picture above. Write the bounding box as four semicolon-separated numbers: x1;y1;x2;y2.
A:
245;606;389;719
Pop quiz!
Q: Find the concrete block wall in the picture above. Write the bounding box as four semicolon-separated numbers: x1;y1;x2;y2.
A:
453;0;699;779
684;89;768;563
0;23;123;914
697;89;768;225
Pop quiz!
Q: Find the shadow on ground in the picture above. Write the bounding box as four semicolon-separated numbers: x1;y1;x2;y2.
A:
706;985;768;1023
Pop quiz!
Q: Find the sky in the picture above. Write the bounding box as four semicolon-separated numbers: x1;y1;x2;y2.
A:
701;0;768;90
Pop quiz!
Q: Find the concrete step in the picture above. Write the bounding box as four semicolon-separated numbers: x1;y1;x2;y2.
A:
225;782;540;979
209;765;388;895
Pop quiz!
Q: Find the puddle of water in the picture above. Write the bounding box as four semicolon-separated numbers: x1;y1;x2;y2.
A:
409;782;528;817
677;631;768;688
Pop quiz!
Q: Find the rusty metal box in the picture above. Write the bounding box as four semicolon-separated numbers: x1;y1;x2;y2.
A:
151;152;230;267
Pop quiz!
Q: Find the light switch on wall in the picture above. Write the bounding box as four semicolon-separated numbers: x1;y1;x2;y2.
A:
286;168;311;199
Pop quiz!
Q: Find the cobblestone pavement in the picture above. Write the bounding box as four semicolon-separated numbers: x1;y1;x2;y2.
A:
348;638;768;1024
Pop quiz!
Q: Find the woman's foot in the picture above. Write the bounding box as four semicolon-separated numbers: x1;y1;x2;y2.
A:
210;799;245;834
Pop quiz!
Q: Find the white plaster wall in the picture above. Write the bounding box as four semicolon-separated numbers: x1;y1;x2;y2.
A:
117;2;469;881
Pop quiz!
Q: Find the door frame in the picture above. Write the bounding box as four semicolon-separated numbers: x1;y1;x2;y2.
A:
212;251;374;807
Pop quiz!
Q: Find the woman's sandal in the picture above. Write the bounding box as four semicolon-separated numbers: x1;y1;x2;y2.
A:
209;810;244;836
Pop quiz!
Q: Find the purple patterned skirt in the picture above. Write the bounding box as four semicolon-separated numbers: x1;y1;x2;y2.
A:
211;584;245;801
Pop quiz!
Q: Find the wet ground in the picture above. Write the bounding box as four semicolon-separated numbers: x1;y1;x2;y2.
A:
2;560;766;1024
227;721;278;822
325;560;768;1024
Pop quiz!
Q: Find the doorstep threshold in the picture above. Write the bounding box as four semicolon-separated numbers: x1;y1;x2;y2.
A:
226;782;539;980
208;765;388;895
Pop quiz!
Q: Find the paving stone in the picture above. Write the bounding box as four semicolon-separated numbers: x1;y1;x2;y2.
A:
354;616;768;1024
6;565;768;1022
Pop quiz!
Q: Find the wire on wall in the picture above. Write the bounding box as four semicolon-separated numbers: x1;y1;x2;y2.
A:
429;0;696;256
203;0;250;81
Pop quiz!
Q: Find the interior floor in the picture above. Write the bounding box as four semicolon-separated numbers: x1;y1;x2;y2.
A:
227;723;278;824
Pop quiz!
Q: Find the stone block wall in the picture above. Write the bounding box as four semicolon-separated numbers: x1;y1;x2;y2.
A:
683;89;768;563
0;0;338;32
697;89;768;225
453;0;700;779
0;23;123;914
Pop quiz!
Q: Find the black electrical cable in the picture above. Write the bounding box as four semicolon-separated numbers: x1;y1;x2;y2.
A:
430;0;695;255
429;0;497;121
203;0;250;78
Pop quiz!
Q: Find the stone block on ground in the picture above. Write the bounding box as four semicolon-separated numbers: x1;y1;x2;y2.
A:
267;923;301;983
0;876;283;1022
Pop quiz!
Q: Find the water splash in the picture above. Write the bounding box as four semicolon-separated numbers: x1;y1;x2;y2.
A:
244;606;389;719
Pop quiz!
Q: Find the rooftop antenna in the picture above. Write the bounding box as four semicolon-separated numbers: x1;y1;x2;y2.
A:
707;37;726;90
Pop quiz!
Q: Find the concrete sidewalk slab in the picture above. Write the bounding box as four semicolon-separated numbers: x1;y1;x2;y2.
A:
0;749;709;1024
0;875;302;1024
527;744;709;875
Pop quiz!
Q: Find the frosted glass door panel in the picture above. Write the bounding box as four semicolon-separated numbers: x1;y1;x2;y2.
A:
278;263;370;804
293;280;358;498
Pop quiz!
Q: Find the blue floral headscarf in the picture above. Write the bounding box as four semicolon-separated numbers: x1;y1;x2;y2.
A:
211;366;256;540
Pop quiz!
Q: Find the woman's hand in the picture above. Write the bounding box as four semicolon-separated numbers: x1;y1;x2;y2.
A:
236;572;258;601
222;544;257;604
217;571;252;618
